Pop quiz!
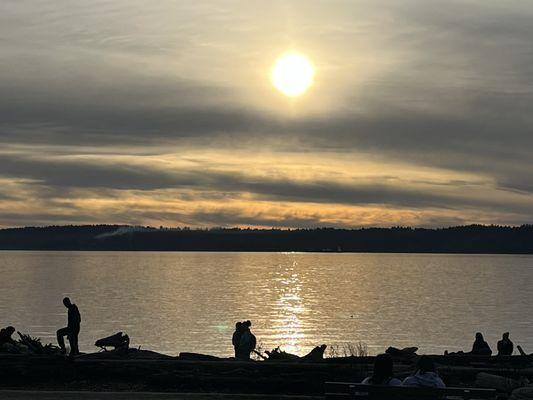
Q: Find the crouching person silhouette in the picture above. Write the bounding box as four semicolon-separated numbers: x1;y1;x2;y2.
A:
57;297;81;356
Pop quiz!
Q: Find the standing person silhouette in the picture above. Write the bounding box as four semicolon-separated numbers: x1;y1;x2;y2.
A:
232;322;244;358
56;297;81;356
237;320;256;360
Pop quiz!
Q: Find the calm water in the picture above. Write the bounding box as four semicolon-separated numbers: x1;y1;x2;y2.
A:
0;251;532;357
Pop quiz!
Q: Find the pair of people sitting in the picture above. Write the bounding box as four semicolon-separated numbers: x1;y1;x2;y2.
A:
362;354;445;388
473;331;514;356
446;332;514;356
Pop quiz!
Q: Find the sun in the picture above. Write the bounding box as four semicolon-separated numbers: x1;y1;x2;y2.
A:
271;53;314;97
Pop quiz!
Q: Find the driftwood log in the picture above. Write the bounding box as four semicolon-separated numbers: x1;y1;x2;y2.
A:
385;346;419;357
94;332;130;351
264;344;327;362
16;331;60;355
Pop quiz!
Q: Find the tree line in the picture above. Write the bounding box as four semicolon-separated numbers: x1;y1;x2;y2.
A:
0;224;532;253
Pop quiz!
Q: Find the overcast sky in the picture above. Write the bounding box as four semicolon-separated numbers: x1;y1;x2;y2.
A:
1;0;532;228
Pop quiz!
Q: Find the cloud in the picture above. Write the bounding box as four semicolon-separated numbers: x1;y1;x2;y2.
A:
1;153;532;218
0;0;532;227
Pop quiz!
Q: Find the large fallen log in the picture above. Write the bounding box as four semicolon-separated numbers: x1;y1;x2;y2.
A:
264;345;327;362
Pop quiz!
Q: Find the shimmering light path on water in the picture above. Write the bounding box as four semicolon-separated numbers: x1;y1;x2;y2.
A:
0;251;532;357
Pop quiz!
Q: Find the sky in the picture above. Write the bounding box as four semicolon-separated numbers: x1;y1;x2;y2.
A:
1;0;532;228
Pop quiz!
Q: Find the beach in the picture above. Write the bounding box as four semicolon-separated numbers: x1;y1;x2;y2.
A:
1;350;533;398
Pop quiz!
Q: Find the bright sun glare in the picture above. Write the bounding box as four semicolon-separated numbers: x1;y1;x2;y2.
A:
272;53;314;97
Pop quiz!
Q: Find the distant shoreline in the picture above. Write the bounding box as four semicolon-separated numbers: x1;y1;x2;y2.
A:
1;224;532;254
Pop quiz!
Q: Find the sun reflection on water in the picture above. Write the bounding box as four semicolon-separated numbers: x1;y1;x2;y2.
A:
272;259;307;355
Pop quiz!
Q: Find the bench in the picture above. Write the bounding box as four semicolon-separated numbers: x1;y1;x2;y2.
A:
325;382;497;400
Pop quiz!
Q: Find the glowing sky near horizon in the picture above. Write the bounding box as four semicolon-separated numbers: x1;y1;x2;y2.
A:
0;0;532;228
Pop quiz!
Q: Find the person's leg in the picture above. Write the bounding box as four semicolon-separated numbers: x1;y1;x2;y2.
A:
68;327;80;355
238;350;250;361
56;327;69;353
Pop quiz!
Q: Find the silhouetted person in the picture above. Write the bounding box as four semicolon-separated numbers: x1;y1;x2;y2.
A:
57;297;81;355
0;326;16;347
237;320;256;360
403;355;445;388
362;353;401;386
232;322;244;358
497;332;514;356
471;332;492;355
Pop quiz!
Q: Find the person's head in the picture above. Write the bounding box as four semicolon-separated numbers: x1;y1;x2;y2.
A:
63;297;72;307
475;332;484;341
371;353;394;384
418;355;436;374
503;332;510;340
244;320;252;328
5;326;15;336
235;322;242;330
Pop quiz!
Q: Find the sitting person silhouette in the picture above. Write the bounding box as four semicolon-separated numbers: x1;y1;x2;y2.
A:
237;320;256;360
471;332;492;355
0;326;16;347
361;353;401;386
497;332;514;356
403;355;445;388
56;297;81;356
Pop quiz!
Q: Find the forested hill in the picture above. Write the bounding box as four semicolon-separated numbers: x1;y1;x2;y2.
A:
0;224;532;253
